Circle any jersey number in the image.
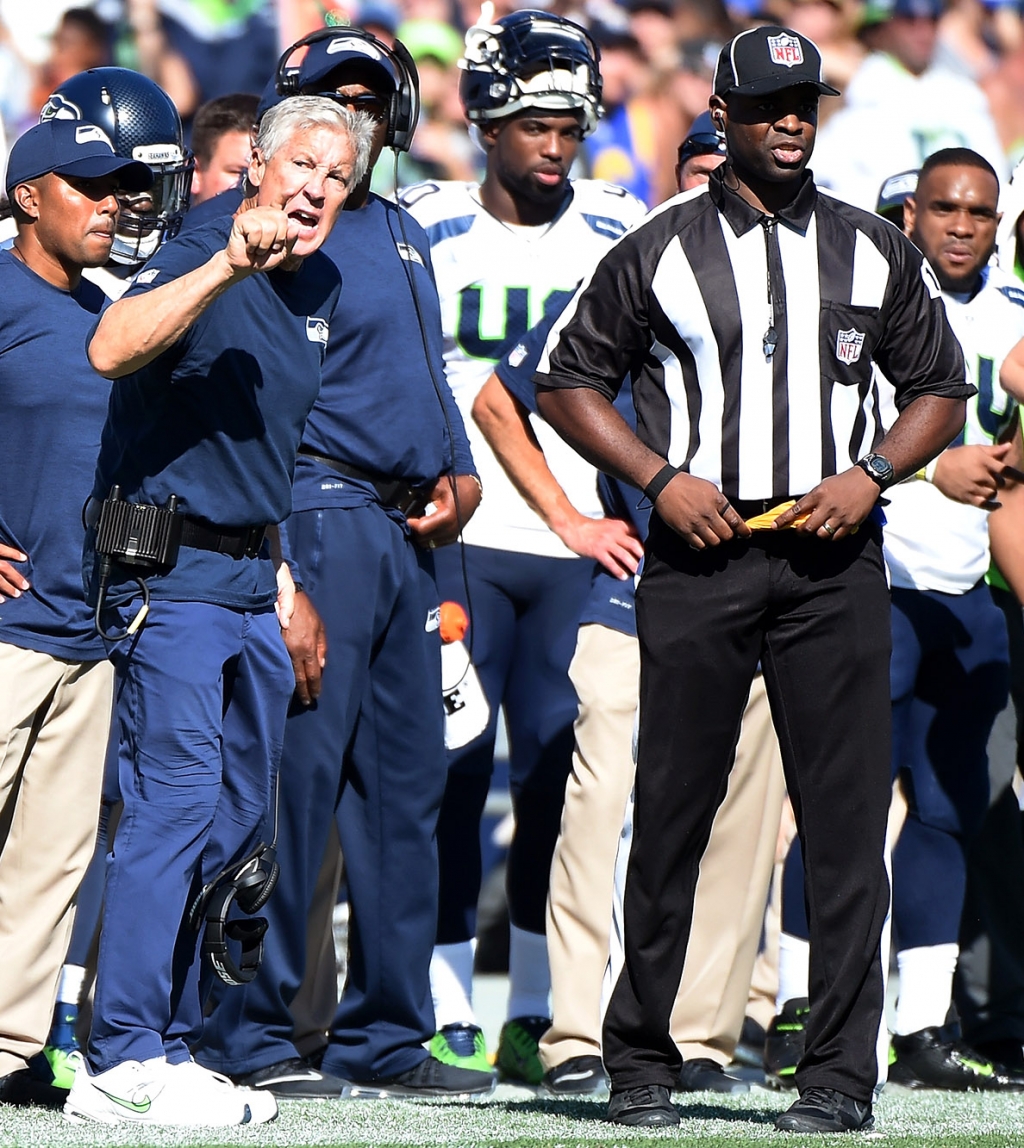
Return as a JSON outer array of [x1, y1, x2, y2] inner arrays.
[[456, 286, 575, 362]]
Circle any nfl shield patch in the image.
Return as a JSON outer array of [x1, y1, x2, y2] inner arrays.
[[767, 33, 804, 67], [836, 328, 865, 364]]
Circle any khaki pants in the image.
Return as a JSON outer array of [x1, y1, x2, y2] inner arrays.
[[0, 643, 113, 1078], [541, 624, 785, 1070]]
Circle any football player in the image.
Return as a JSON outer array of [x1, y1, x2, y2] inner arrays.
[[402, 8, 646, 1083]]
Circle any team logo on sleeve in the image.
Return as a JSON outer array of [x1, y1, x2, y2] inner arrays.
[[836, 327, 865, 364], [396, 242, 425, 267], [507, 343, 528, 368], [134, 268, 160, 285], [306, 317, 330, 345], [767, 33, 804, 67]]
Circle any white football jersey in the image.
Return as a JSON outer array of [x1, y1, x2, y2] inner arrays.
[[403, 178, 646, 557], [882, 264, 1024, 593]]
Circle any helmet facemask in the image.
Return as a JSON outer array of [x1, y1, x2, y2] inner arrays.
[[110, 144, 193, 266]]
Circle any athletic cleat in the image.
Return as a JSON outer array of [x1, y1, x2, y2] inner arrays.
[[232, 1056, 346, 1099], [764, 997, 809, 1090], [775, 1086, 874, 1133], [543, 1054, 607, 1095], [29, 1003, 81, 1090], [28, 1047, 82, 1091], [496, 1016, 550, 1085], [342, 1054, 495, 1099], [63, 1055, 274, 1125], [888, 1025, 1024, 1092], [677, 1057, 749, 1094], [607, 1083, 680, 1126], [430, 1024, 492, 1074]]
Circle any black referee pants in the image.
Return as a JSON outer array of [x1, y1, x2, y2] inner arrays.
[[603, 514, 892, 1103]]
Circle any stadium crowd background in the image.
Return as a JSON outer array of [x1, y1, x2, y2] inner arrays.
[[5, 0, 1024, 1133], [2, 0, 1024, 208]]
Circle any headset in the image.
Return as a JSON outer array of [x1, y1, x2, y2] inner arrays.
[[188, 781, 281, 986], [273, 26, 420, 153]]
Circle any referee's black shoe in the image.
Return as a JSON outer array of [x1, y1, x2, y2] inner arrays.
[[775, 1087, 874, 1133], [607, 1083, 680, 1126], [677, 1057, 749, 1094], [888, 1026, 1024, 1091]]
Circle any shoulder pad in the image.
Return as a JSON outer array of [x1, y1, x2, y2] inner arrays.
[[998, 284, 1024, 309], [399, 182, 441, 208]]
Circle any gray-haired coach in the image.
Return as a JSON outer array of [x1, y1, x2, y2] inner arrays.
[[534, 25, 973, 1136]]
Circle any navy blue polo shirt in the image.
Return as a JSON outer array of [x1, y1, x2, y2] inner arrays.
[[292, 193, 474, 511], [185, 190, 475, 508], [90, 215, 341, 611], [496, 309, 648, 639], [0, 251, 109, 660]]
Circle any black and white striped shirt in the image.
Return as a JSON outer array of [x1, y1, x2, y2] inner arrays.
[[535, 166, 972, 502]]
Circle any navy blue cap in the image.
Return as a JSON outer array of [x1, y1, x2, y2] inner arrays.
[[678, 110, 727, 163], [298, 33, 399, 92], [875, 168, 918, 222], [5, 119, 153, 198]]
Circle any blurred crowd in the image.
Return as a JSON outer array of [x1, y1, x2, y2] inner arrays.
[[4, 0, 1024, 209]]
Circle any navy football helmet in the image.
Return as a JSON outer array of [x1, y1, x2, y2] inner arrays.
[[41, 68, 193, 265], [459, 10, 602, 137]]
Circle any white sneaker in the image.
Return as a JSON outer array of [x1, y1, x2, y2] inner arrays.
[[168, 1058, 277, 1124], [64, 1057, 167, 1124], [64, 1055, 270, 1126]]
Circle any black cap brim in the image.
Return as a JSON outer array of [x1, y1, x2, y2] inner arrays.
[[723, 75, 840, 97]]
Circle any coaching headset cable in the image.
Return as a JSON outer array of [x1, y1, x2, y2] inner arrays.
[[389, 158, 477, 679]]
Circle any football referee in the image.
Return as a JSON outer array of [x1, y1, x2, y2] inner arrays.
[[534, 25, 973, 1135]]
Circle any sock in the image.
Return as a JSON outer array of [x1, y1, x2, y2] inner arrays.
[[776, 932, 810, 1012], [895, 943, 959, 1035], [57, 964, 87, 1006], [507, 924, 550, 1020], [430, 941, 477, 1028]]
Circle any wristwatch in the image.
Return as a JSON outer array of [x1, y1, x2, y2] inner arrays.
[[856, 453, 896, 490]]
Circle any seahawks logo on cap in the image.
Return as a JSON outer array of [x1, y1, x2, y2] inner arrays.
[[75, 125, 113, 149], [326, 38, 384, 60], [40, 93, 83, 121], [306, 317, 330, 345], [767, 33, 804, 67]]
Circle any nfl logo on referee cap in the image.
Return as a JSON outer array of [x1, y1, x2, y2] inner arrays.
[[836, 328, 865, 364], [767, 33, 804, 67]]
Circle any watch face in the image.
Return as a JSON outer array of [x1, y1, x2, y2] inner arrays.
[[863, 454, 894, 484]]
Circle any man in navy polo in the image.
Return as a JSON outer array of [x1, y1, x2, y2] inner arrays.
[[64, 97, 372, 1128], [0, 120, 152, 1107]]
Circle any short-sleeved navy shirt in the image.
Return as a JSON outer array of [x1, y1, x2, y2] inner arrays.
[[90, 215, 341, 611], [0, 251, 109, 660], [497, 307, 649, 638]]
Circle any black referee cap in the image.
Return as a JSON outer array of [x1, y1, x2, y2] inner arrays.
[[714, 26, 840, 98]]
